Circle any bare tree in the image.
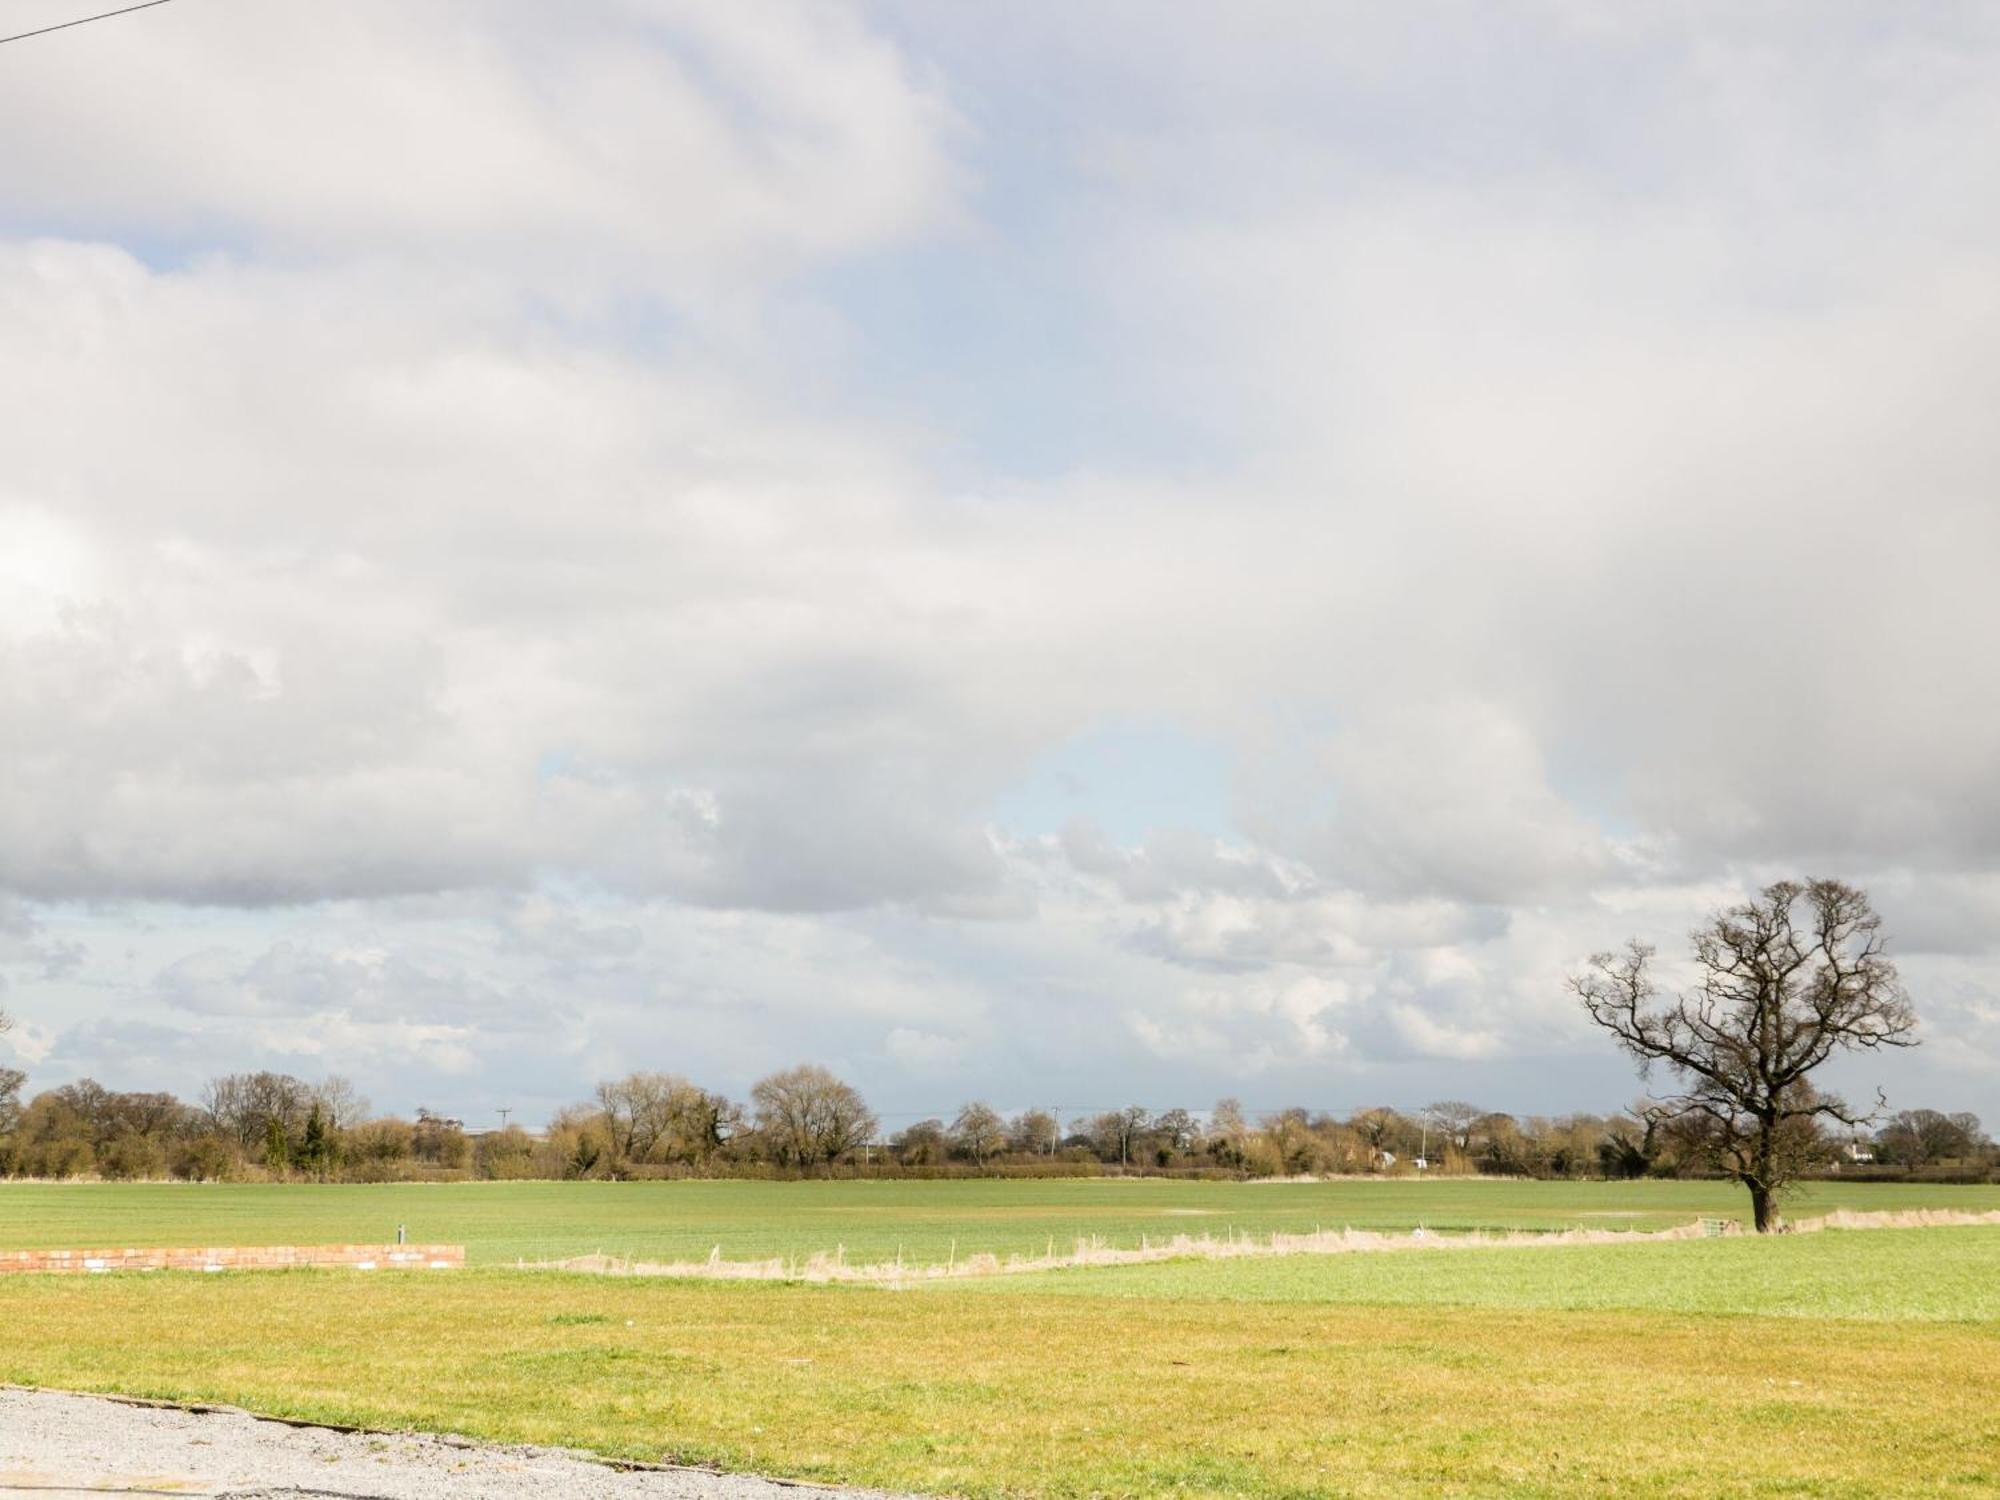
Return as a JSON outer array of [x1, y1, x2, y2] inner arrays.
[[1208, 1097, 1250, 1166], [1876, 1108, 1983, 1167], [750, 1064, 876, 1172], [1152, 1108, 1199, 1155], [1088, 1106, 1149, 1168], [310, 1075, 369, 1132], [202, 1071, 311, 1151], [1423, 1100, 1483, 1154], [1009, 1109, 1058, 1156], [598, 1074, 741, 1166], [674, 1087, 742, 1166], [892, 1118, 948, 1166], [949, 1102, 1007, 1166], [596, 1072, 684, 1163], [1349, 1106, 1406, 1165], [1574, 879, 1917, 1231]]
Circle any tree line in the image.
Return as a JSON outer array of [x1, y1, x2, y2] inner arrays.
[[0, 1036, 1988, 1184]]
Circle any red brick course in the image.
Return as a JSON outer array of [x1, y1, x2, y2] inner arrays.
[[0, 1244, 465, 1274]]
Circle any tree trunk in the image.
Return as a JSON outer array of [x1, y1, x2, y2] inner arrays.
[[1747, 1181, 1775, 1233], [1747, 1116, 1779, 1232]]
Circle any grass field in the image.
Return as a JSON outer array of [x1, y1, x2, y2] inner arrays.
[[971, 1222, 2000, 1321], [5, 1176, 2000, 1266], [4, 1182, 1997, 1497]]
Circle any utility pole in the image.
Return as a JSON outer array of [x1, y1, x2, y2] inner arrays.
[[498, 1106, 512, 1130]]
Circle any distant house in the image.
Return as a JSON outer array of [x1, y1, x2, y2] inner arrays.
[[1841, 1141, 1875, 1165]]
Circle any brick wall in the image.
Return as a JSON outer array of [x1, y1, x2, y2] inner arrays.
[[0, 1244, 466, 1274]]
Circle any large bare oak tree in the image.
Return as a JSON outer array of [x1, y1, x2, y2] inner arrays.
[[1573, 879, 1917, 1231]]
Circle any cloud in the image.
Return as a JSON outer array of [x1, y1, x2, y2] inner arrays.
[[152, 941, 522, 1024], [0, 1, 962, 296], [499, 896, 644, 977], [884, 1027, 969, 1071], [1127, 975, 1354, 1075], [0, 242, 1020, 910], [0, 4, 1996, 1116], [0, 897, 85, 984], [1238, 702, 1617, 905], [1384, 1004, 1504, 1064]]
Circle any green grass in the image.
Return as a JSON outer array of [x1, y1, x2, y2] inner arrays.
[[965, 1225, 2000, 1322], [1, 1238, 1996, 1498], [4, 1183, 1999, 1496], [4, 1176, 1997, 1266]]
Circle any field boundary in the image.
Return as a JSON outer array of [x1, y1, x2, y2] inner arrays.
[[525, 1208, 2000, 1285], [0, 1243, 465, 1275]]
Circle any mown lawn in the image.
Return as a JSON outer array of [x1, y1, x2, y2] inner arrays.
[[4, 1176, 1998, 1266], [2, 1227, 1997, 1498]]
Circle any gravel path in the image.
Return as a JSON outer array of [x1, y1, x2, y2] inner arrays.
[[0, 1388, 921, 1500]]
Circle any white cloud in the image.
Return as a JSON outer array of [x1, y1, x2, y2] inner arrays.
[[1240, 702, 1616, 905], [1385, 1005, 1504, 1064], [884, 1027, 969, 1072], [0, 1, 962, 296], [0, 4, 1996, 1117], [1128, 974, 1354, 1075]]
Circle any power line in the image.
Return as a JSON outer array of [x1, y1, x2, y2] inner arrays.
[[0, 0, 178, 48]]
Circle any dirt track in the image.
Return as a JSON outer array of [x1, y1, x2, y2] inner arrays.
[[0, 1388, 915, 1500]]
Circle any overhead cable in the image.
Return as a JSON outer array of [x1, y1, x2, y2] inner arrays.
[[0, 0, 179, 48]]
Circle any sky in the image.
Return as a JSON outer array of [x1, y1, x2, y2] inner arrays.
[[2, 1, 1998, 1131]]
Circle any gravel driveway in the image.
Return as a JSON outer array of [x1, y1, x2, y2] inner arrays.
[[0, 1388, 920, 1500]]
